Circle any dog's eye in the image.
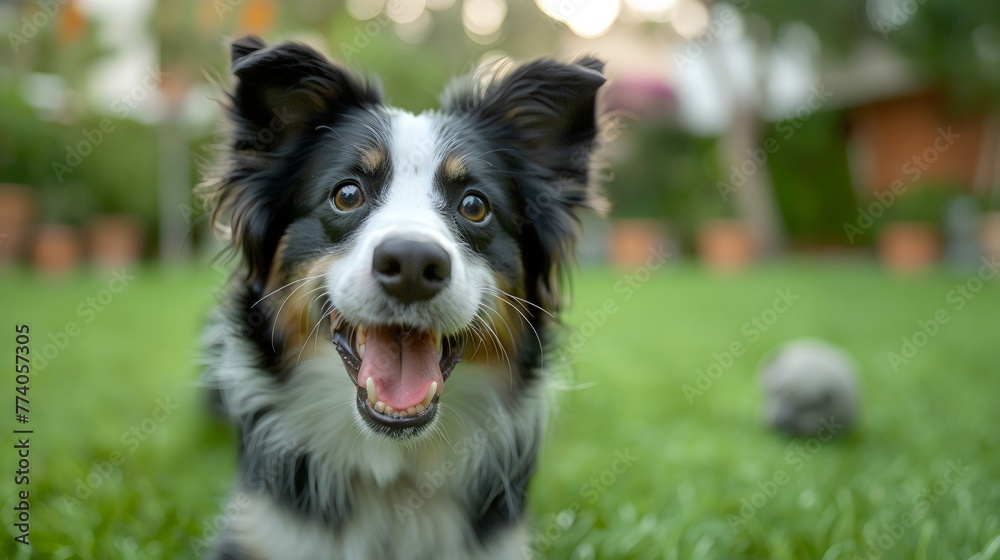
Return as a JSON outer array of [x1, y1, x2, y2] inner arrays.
[[331, 182, 365, 212], [458, 192, 490, 223]]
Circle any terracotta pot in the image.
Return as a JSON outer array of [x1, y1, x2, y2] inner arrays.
[[878, 222, 940, 272], [607, 219, 668, 269], [697, 220, 755, 271], [32, 224, 82, 275], [0, 184, 38, 266], [86, 215, 144, 268], [980, 212, 1000, 260]]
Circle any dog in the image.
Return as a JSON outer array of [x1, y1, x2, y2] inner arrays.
[[199, 35, 606, 559]]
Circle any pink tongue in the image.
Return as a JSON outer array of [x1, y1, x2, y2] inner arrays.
[[358, 326, 442, 411]]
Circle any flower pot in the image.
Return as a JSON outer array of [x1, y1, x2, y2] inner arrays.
[[878, 222, 940, 272], [607, 219, 668, 269], [697, 220, 755, 271], [32, 224, 82, 275], [0, 184, 38, 266], [86, 215, 144, 268]]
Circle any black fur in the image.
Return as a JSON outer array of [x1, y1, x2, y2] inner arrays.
[[201, 36, 606, 559], [208, 36, 383, 289], [442, 57, 607, 311]]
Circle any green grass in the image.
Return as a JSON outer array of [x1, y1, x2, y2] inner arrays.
[[2, 262, 999, 559]]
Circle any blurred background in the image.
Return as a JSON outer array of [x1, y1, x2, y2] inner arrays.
[[2, 1, 1000, 559], [0, 0, 1000, 272], [1, 0, 1000, 270]]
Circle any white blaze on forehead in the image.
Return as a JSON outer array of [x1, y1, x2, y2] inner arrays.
[[323, 108, 491, 335], [342, 110, 446, 245], [383, 109, 444, 215], [358, 110, 456, 259]]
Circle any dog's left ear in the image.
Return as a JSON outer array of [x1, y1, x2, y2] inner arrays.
[[443, 58, 607, 308], [443, 57, 606, 190]]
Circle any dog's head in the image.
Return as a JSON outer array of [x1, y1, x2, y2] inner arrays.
[[206, 36, 605, 439]]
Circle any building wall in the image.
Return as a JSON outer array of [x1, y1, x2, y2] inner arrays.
[[850, 91, 987, 193]]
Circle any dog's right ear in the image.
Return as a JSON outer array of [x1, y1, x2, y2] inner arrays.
[[208, 36, 382, 291], [226, 35, 381, 154], [230, 34, 266, 64]]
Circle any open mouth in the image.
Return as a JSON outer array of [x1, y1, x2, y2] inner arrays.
[[332, 316, 465, 435]]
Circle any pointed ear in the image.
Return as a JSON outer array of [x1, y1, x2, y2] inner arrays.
[[227, 35, 381, 154], [208, 37, 382, 290], [442, 58, 607, 310], [230, 34, 267, 65], [443, 56, 606, 187]]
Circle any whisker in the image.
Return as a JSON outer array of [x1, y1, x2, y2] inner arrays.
[[473, 313, 504, 366], [474, 306, 513, 381], [483, 288, 545, 368], [478, 305, 515, 388], [252, 275, 323, 308], [489, 286, 554, 319], [297, 303, 336, 366], [269, 277, 319, 351]]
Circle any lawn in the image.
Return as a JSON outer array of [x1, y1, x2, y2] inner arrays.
[[2, 261, 999, 559]]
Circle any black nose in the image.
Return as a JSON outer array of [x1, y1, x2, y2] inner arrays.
[[372, 237, 451, 303]]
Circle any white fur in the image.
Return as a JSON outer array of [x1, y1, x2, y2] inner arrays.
[[204, 109, 542, 559], [205, 328, 541, 559], [325, 110, 493, 336], [231, 491, 531, 560]]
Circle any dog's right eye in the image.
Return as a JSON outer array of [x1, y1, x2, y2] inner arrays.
[[331, 182, 365, 212]]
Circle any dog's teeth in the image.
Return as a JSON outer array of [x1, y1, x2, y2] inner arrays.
[[358, 343, 366, 359], [374, 401, 386, 413], [384, 406, 394, 415], [406, 407, 416, 416], [365, 377, 377, 405], [422, 382, 437, 408], [357, 326, 367, 347], [414, 403, 425, 414]]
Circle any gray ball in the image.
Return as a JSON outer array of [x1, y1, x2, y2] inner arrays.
[[760, 339, 859, 437]]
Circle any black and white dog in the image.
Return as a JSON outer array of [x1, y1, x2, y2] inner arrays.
[[200, 35, 605, 559]]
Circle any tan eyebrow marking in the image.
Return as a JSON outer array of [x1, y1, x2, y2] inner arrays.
[[441, 154, 469, 182], [359, 145, 387, 174]]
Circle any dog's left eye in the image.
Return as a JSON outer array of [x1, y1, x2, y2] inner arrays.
[[458, 192, 490, 223], [331, 182, 365, 212]]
